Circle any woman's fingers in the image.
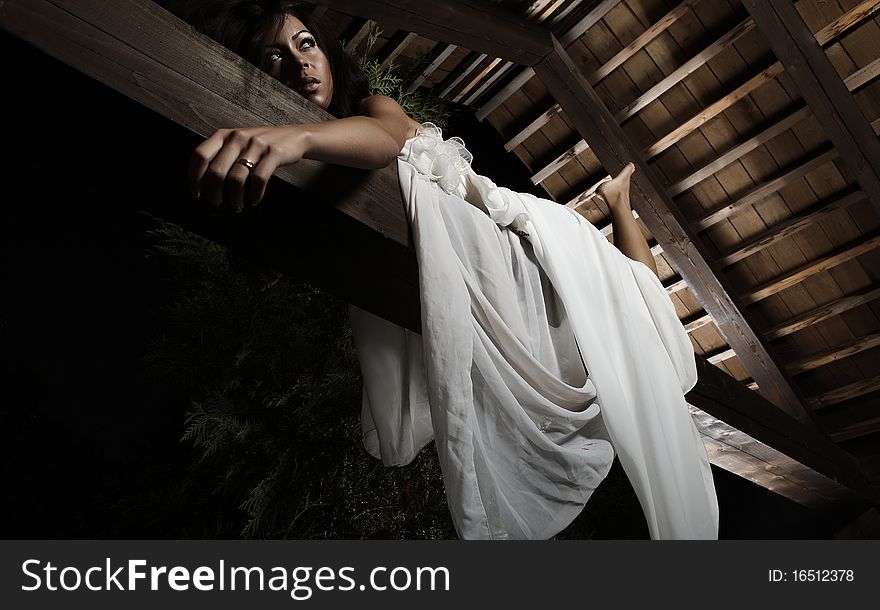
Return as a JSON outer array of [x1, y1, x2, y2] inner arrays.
[[188, 129, 227, 199], [248, 150, 279, 206]]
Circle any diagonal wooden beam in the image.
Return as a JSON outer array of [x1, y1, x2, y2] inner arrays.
[[535, 35, 815, 425], [742, 0, 880, 218], [786, 332, 880, 376], [304, 0, 552, 66], [405, 42, 457, 93], [765, 285, 880, 341]]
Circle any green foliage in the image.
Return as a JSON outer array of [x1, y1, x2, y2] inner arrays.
[[354, 27, 455, 130], [140, 218, 455, 539]]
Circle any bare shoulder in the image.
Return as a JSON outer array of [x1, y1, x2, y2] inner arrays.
[[357, 95, 422, 140]]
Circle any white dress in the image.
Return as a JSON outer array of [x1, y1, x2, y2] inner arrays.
[[349, 124, 719, 540]]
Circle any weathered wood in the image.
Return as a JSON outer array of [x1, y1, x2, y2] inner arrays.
[[813, 0, 880, 47], [376, 30, 418, 70], [813, 374, 880, 409], [690, 407, 863, 509], [644, 62, 785, 160], [405, 42, 457, 93], [437, 51, 487, 98], [741, 233, 880, 305], [531, 17, 758, 183], [2, 0, 412, 245], [830, 415, 880, 443], [462, 59, 514, 106], [476, 0, 621, 121], [707, 347, 737, 365], [787, 332, 880, 375], [593, 0, 699, 85], [687, 357, 877, 504], [455, 57, 504, 102], [845, 56, 880, 92], [343, 18, 374, 53], [683, 312, 713, 333], [717, 190, 866, 268], [663, 276, 689, 296], [742, 0, 880, 218], [536, 36, 813, 424], [765, 285, 880, 340], [305, 0, 552, 66], [692, 147, 839, 232], [668, 106, 812, 197]]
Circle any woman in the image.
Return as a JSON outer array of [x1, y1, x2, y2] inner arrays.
[[171, 0, 718, 540]]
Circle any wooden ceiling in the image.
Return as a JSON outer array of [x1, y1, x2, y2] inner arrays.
[[304, 0, 880, 499]]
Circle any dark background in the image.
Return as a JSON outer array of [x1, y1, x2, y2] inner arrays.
[[0, 31, 849, 539]]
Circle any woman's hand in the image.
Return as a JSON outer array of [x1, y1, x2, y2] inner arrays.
[[189, 124, 308, 211]]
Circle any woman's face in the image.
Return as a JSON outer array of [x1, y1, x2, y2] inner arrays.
[[258, 14, 334, 110]]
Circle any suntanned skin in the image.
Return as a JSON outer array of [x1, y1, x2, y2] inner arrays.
[[189, 14, 657, 278]]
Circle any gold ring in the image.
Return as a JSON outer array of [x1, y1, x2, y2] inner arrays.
[[235, 158, 256, 171]]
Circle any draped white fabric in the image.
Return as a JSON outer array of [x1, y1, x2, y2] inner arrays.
[[349, 125, 719, 540]]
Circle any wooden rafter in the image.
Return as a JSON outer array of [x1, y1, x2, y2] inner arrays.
[[376, 30, 418, 70], [813, 374, 880, 409], [742, 0, 880, 218], [535, 36, 814, 425], [305, 0, 552, 66], [787, 333, 880, 376], [405, 42, 457, 93], [765, 285, 880, 341]]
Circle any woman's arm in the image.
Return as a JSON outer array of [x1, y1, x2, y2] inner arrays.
[[189, 95, 420, 210]]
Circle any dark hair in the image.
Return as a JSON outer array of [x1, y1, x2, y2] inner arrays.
[[165, 0, 370, 117]]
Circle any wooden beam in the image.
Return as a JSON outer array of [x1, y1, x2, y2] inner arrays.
[[707, 347, 737, 365], [462, 59, 514, 106], [437, 51, 487, 98], [455, 57, 503, 103], [742, 0, 880, 218], [377, 31, 418, 71], [343, 18, 374, 53], [830, 415, 880, 443], [765, 285, 880, 340], [405, 42, 457, 93], [813, 0, 880, 47], [3, 0, 421, 332], [717, 190, 866, 268], [668, 106, 812, 197], [644, 62, 785, 160], [476, 0, 624, 121], [813, 374, 880, 409], [536, 36, 814, 424], [741, 233, 880, 305], [846, 56, 880, 92], [687, 357, 877, 504], [691, 406, 864, 509], [692, 147, 839, 232], [786, 332, 880, 375], [305, 0, 552, 66], [530, 17, 757, 183]]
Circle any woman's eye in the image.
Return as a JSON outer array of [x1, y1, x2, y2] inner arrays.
[[300, 37, 316, 50]]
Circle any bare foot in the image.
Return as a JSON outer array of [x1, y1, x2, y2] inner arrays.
[[595, 162, 635, 212]]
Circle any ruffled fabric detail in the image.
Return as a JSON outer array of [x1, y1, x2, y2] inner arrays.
[[402, 122, 473, 194]]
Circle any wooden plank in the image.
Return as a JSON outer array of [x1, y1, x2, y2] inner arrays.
[[692, 148, 839, 232], [846, 56, 880, 92], [462, 59, 514, 106], [531, 18, 758, 183], [742, 0, 880, 219], [2, 0, 412, 246], [405, 42, 457, 93], [683, 312, 713, 333], [668, 108, 813, 198], [717, 190, 867, 268], [813, 0, 880, 47], [691, 407, 862, 509], [787, 333, 880, 375], [707, 347, 737, 364], [476, 0, 624, 121], [343, 18, 374, 53], [455, 57, 503, 102], [305, 0, 553, 66], [377, 31, 418, 70], [813, 374, 880, 408], [592, 0, 699, 84], [536, 36, 813, 424], [741, 234, 880, 305], [830, 415, 880, 443], [437, 51, 487, 98], [687, 357, 877, 504], [3, 0, 422, 332], [765, 285, 880, 340], [644, 62, 785, 160]]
